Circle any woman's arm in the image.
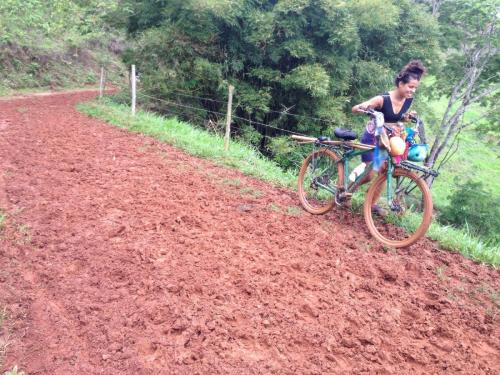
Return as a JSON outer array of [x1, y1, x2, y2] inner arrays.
[[352, 95, 384, 114]]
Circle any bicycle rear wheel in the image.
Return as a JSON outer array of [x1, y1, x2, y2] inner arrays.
[[363, 168, 433, 248], [298, 149, 344, 214]]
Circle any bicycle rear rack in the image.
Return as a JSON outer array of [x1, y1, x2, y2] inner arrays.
[[400, 160, 439, 179]]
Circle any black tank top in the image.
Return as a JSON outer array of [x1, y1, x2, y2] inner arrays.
[[378, 93, 413, 122]]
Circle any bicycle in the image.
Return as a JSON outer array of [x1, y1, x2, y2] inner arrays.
[[291, 110, 438, 248]]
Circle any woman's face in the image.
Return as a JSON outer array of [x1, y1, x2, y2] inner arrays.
[[398, 78, 420, 98]]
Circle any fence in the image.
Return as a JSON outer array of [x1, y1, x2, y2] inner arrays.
[[97, 65, 341, 152]]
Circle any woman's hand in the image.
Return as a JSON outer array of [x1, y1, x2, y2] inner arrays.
[[403, 110, 417, 122], [353, 105, 367, 113]]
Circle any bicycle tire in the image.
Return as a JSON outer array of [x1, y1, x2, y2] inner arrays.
[[363, 168, 433, 248], [297, 149, 344, 214]]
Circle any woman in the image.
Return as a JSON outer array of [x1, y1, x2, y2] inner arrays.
[[350, 60, 426, 214]]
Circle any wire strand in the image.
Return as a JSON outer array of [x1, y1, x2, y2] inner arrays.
[[164, 90, 227, 104], [137, 92, 228, 117], [137, 91, 308, 136], [235, 104, 337, 125], [131, 82, 338, 125]]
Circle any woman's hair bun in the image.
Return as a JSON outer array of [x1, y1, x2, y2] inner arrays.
[[395, 60, 426, 86], [404, 60, 426, 76]]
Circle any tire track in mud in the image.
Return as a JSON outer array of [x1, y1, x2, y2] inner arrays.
[[0, 91, 498, 374]]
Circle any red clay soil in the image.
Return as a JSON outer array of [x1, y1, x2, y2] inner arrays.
[[0, 91, 498, 375]]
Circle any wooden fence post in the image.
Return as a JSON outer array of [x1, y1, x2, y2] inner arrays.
[[99, 67, 105, 99], [131, 64, 136, 116], [224, 84, 235, 151]]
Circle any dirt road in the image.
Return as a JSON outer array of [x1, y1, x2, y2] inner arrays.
[[0, 91, 498, 374]]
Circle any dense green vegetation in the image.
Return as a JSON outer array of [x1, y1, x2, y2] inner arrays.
[[122, 0, 441, 138], [440, 179, 499, 244]]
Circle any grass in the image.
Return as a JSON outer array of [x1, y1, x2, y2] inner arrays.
[[421, 96, 500, 208], [4, 366, 25, 375], [398, 210, 499, 265], [16, 223, 32, 245], [435, 265, 448, 281], [78, 99, 297, 189], [0, 307, 9, 369], [78, 98, 499, 266], [0, 210, 6, 233], [0, 307, 6, 329]]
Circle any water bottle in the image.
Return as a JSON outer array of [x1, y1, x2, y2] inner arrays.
[[349, 162, 366, 182]]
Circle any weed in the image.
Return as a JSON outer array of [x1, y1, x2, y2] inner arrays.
[[16, 107, 28, 114], [360, 241, 372, 252], [2, 170, 14, 179], [0, 307, 9, 368], [491, 292, 500, 306], [446, 293, 459, 302], [157, 151, 169, 162], [0, 210, 6, 232], [223, 178, 241, 187], [240, 187, 263, 199], [0, 307, 6, 328], [286, 206, 302, 216], [85, 71, 96, 84], [16, 224, 32, 244], [381, 245, 397, 254], [435, 265, 448, 281], [267, 203, 281, 213], [485, 307, 498, 319], [17, 224, 27, 232], [4, 366, 25, 375], [10, 207, 24, 216]]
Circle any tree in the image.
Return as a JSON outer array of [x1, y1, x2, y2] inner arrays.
[[414, 0, 445, 17], [419, 0, 499, 183], [125, 0, 441, 168]]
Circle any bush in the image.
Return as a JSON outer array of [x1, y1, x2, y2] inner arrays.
[[439, 178, 500, 243], [266, 136, 309, 172]]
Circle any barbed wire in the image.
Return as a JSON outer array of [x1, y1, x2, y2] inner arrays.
[[136, 91, 308, 136], [245, 106, 338, 125], [130, 82, 338, 126], [137, 92, 227, 117], [160, 89, 228, 105]]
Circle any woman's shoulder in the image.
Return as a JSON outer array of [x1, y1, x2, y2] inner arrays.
[[369, 95, 384, 108]]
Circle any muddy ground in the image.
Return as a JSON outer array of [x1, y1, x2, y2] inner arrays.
[[0, 91, 498, 374]]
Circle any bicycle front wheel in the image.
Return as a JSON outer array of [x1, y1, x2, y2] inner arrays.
[[298, 149, 344, 214], [363, 168, 433, 248]]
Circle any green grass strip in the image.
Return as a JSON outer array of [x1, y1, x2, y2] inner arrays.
[[78, 99, 499, 267], [0, 210, 6, 233], [77, 99, 296, 188], [401, 213, 499, 266]]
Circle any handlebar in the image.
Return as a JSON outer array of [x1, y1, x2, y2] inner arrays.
[[357, 107, 422, 135], [357, 107, 376, 116]]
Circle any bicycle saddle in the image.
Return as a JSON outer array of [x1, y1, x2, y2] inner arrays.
[[334, 127, 357, 141]]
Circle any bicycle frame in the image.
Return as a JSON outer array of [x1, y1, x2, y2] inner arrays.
[[307, 141, 373, 195], [308, 140, 436, 205]]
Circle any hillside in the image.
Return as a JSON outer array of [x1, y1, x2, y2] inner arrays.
[[0, 91, 498, 374], [0, 0, 125, 94]]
